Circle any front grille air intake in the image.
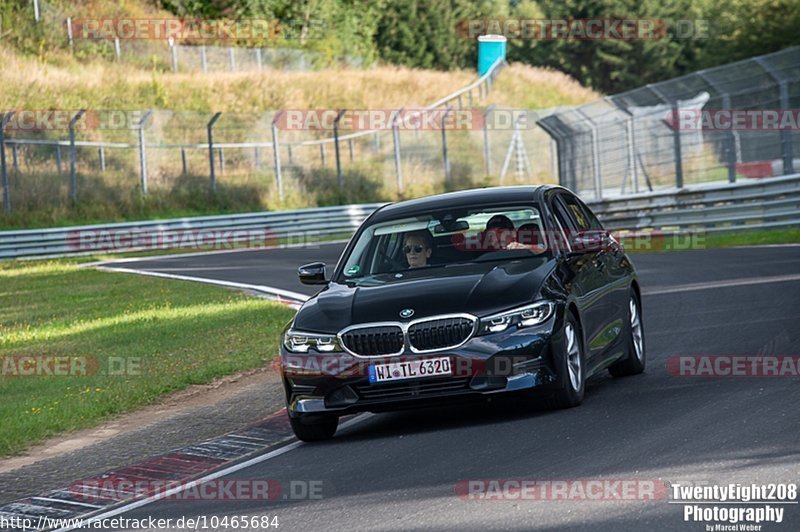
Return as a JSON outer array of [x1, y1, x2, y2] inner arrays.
[[340, 326, 404, 356], [408, 317, 475, 351]]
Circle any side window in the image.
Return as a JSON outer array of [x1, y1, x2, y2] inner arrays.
[[574, 197, 604, 230], [550, 194, 579, 234], [558, 194, 592, 231]]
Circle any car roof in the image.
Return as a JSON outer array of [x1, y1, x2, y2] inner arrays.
[[370, 185, 556, 222]]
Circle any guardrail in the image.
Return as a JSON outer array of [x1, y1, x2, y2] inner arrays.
[[2, 174, 799, 260], [0, 203, 383, 259]]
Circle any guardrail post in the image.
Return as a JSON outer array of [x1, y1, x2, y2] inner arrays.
[[333, 109, 346, 188], [0, 112, 12, 213], [271, 111, 284, 201], [671, 104, 684, 189], [483, 105, 495, 175], [441, 106, 453, 184], [98, 146, 105, 172], [137, 110, 152, 195], [114, 38, 121, 61], [207, 112, 221, 192], [69, 109, 86, 203], [392, 109, 403, 192], [201, 46, 208, 73]]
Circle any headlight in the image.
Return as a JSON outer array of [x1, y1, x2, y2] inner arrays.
[[478, 301, 554, 335], [283, 329, 343, 353]]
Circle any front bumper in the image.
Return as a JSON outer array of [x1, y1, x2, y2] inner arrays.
[[280, 311, 564, 417]]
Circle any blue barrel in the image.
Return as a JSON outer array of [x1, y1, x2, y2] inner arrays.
[[478, 35, 507, 76]]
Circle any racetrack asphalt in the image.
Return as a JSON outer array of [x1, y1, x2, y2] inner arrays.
[[93, 245, 800, 530]]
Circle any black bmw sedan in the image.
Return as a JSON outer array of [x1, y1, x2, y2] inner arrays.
[[280, 186, 645, 441]]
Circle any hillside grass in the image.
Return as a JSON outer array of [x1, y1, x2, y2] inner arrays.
[[0, 259, 295, 457]]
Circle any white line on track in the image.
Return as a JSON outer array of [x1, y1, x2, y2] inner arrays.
[[95, 266, 310, 306], [643, 272, 800, 296], [51, 414, 374, 532]]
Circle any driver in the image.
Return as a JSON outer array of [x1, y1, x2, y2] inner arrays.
[[403, 230, 433, 268]]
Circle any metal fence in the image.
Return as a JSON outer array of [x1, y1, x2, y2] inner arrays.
[[539, 46, 800, 200], [1, 59, 553, 216], [26, 0, 348, 73]]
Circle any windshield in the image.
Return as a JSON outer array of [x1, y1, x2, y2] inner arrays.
[[338, 204, 550, 283]]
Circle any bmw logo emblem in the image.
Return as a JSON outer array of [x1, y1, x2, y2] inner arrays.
[[399, 308, 415, 319]]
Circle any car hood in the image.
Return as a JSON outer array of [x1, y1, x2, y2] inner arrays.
[[292, 257, 555, 333]]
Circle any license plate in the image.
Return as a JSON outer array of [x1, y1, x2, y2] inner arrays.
[[368, 357, 452, 383]]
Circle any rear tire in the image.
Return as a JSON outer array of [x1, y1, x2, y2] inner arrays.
[[609, 291, 646, 377], [547, 312, 585, 409], [289, 414, 339, 442]]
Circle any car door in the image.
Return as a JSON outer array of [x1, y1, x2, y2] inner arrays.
[[549, 191, 621, 369]]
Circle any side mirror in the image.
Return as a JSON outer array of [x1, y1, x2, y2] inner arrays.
[[298, 262, 328, 285], [568, 231, 607, 254]]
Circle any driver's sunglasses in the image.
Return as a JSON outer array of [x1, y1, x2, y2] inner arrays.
[[404, 244, 425, 254]]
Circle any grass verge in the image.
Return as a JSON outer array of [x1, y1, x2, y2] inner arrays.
[[0, 260, 295, 457], [619, 228, 800, 253]]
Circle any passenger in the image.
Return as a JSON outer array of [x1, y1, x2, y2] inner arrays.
[[403, 230, 433, 268]]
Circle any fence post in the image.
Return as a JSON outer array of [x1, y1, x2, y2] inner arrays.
[[33, 0, 40, 22], [218, 147, 225, 174], [56, 145, 62, 174], [483, 105, 495, 175], [392, 108, 404, 192], [722, 93, 737, 183], [333, 109, 346, 188], [374, 132, 381, 152], [170, 42, 178, 72], [0, 112, 12, 213], [256, 49, 262, 71], [68, 109, 86, 203], [181, 147, 187, 176], [201, 46, 207, 73], [67, 17, 74, 54], [114, 38, 121, 61], [441, 106, 453, 184], [12, 144, 19, 172], [320, 144, 326, 166], [348, 138, 354, 162], [670, 104, 684, 189], [98, 146, 105, 172], [575, 109, 603, 199], [271, 111, 284, 201], [207, 112, 221, 192], [137, 110, 152, 195], [755, 57, 794, 175], [228, 48, 236, 72], [287, 145, 293, 165]]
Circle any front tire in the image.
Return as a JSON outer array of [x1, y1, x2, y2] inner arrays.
[[289, 414, 339, 442], [547, 312, 585, 409], [609, 291, 646, 377]]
